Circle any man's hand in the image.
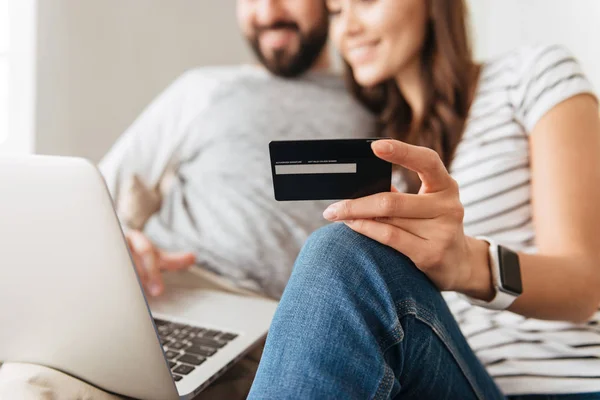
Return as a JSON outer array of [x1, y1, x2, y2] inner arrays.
[[125, 230, 196, 297]]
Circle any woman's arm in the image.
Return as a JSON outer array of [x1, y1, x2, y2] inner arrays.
[[465, 94, 600, 323], [323, 95, 600, 323]]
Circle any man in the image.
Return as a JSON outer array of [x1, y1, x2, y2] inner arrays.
[[101, 0, 375, 300], [0, 1, 374, 398]]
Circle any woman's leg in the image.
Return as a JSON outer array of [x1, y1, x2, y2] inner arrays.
[[249, 223, 504, 400]]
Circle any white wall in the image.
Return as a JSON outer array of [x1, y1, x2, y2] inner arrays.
[[35, 0, 252, 162], [468, 0, 600, 91]]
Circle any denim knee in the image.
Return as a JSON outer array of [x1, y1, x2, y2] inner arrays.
[[300, 222, 366, 260], [295, 223, 418, 289], [293, 223, 441, 312], [295, 223, 382, 277]]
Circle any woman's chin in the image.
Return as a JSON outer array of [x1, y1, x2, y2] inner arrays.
[[352, 67, 388, 88]]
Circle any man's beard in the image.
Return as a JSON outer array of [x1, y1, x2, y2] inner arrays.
[[248, 19, 329, 78]]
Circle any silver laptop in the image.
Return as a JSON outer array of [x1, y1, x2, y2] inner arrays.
[[0, 155, 278, 400]]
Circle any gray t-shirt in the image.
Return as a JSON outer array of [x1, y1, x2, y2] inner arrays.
[[100, 65, 375, 298]]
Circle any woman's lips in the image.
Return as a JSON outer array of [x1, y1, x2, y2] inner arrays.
[[346, 40, 381, 65]]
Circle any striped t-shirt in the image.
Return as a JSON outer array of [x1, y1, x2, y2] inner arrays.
[[442, 44, 600, 395]]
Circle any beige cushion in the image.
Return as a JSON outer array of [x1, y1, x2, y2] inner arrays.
[[0, 363, 121, 400]]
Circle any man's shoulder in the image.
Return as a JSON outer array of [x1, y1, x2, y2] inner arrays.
[[169, 65, 253, 90], [152, 65, 260, 110]]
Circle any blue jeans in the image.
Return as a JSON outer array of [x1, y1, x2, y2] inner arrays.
[[249, 224, 600, 400]]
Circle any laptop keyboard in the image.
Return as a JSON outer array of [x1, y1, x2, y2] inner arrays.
[[153, 318, 238, 382]]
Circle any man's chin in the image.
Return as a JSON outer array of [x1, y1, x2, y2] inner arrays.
[[260, 50, 298, 75], [262, 60, 298, 78], [249, 34, 322, 77], [260, 44, 299, 63]]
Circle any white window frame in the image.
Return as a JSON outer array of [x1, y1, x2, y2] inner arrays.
[[0, 0, 36, 154]]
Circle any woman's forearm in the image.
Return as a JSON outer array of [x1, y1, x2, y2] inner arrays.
[[511, 252, 600, 322], [461, 237, 600, 323]]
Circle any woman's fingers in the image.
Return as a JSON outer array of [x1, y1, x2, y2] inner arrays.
[[373, 216, 432, 239], [343, 219, 425, 262], [372, 140, 454, 193], [324, 192, 444, 221], [323, 142, 461, 223]]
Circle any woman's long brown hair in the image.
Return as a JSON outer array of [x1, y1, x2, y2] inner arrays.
[[347, 0, 478, 193]]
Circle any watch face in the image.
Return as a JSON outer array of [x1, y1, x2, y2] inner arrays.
[[499, 246, 523, 295]]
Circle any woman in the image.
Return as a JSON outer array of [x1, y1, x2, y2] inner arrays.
[[249, 0, 600, 399]]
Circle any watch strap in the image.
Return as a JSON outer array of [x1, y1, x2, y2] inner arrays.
[[459, 237, 519, 311]]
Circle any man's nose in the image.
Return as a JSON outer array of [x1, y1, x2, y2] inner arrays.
[[256, 0, 287, 26]]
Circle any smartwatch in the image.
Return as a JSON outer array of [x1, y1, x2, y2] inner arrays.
[[461, 237, 523, 310]]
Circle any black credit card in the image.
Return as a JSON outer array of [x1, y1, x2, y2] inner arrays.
[[269, 139, 392, 201]]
